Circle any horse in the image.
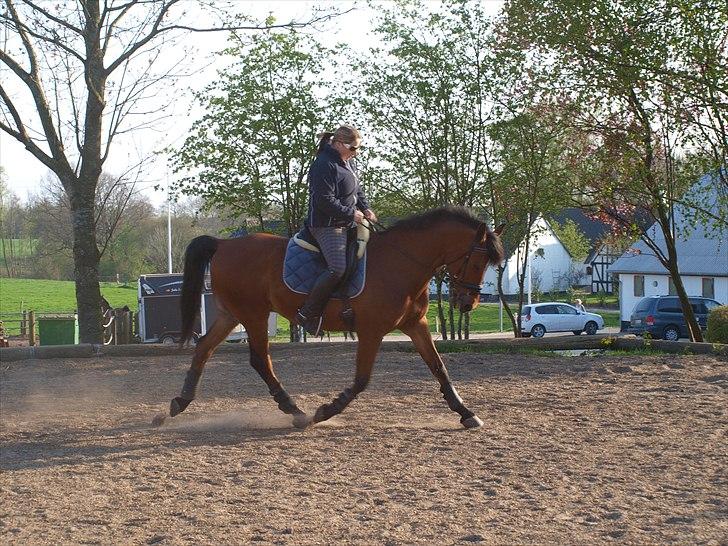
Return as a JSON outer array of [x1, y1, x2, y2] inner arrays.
[[156, 206, 504, 430]]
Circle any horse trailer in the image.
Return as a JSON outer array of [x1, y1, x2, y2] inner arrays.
[[138, 274, 275, 344]]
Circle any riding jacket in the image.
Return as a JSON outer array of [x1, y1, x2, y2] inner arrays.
[[306, 143, 371, 228]]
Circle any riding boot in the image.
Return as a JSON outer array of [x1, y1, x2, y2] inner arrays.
[[296, 269, 341, 336]]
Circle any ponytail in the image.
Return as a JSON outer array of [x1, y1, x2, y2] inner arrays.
[[315, 132, 334, 156]]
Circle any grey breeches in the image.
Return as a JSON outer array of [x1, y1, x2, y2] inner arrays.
[[309, 226, 348, 278]]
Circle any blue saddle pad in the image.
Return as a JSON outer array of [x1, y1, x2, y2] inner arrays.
[[282, 238, 366, 299]]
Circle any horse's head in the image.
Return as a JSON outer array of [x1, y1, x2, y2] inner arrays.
[[447, 223, 505, 313]]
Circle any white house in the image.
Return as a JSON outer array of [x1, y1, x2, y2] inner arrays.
[[481, 216, 575, 296], [548, 208, 624, 293], [608, 172, 728, 329]]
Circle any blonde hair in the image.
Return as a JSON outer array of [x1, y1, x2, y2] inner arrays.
[[316, 124, 361, 155]]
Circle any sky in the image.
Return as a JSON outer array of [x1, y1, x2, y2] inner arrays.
[[1, 1, 504, 207]]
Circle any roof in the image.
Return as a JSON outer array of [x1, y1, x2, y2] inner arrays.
[[547, 208, 611, 246], [609, 171, 728, 276]]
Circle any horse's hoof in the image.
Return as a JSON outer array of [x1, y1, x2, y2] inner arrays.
[[462, 415, 484, 429], [170, 397, 191, 417], [152, 413, 167, 427], [292, 413, 313, 429]]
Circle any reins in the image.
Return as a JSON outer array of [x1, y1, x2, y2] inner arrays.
[[361, 219, 487, 282]]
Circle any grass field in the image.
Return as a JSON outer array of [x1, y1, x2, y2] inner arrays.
[[0, 277, 620, 337]]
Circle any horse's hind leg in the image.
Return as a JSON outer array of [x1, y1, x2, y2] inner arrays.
[[165, 314, 238, 420], [311, 333, 383, 425], [244, 316, 308, 428], [402, 318, 482, 429]]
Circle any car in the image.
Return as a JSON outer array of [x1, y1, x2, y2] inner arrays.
[[519, 302, 605, 338], [627, 295, 722, 341]]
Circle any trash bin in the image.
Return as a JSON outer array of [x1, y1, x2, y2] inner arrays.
[[38, 316, 79, 346]]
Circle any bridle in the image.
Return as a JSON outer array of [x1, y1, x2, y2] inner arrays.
[[445, 224, 491, 297], [363, 219, 492, 296]]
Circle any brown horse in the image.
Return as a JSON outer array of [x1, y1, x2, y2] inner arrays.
[[159, 206, 504, 429]]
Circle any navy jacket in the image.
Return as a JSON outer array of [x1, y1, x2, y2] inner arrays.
[[306, 144, 370, 227]]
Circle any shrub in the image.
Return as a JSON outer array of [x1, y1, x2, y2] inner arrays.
[[706, 305, 728, 344]]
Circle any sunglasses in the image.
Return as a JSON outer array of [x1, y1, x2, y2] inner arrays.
[[340, 142, 362, 152]]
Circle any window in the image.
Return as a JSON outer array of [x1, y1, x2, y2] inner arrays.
[[557, 305, 578, 315], [702, 278, 715, 299], [538, 305, 558, 314], [657, 298, 682, 313], [668, 277, 677, 295], [634, 298, 653, 313], [705, 299, 720, 311], [634, 275, 645, 297]]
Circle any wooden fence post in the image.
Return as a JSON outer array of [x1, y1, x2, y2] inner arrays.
[[28, 311, 36, 346], [112, 309, 121, 345], [125, 311, 134, 344], [20, 310, 27, 336]]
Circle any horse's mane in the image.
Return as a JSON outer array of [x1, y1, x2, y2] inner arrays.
[[383, 206, 483, 233]]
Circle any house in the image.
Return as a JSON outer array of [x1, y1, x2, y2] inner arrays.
[[480, 215, 575, 296], [608, 172, 728, 330], [547, 208, 619, 293]]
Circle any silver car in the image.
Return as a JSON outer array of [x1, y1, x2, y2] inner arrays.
[[519, 302, 605, 338]]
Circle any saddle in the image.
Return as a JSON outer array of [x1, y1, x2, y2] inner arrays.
[[283, 221, 370, 299]]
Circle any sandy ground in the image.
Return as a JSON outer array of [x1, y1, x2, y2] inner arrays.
[[1, 344, 727, 545]]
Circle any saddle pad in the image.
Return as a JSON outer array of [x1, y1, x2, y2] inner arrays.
[[283, 238, 366, 299]]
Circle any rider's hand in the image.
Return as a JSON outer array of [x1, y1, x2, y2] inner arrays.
[[354, 210, 365, 224], [363, 209, 377, 222]]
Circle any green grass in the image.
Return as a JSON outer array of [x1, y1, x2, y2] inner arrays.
[[0, 278, 138, 314], [0, 278, 138, 335]]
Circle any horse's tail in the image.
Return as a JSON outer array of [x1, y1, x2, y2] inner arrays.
[[486, 224, 505, 267], [180, 235, 219, 345]]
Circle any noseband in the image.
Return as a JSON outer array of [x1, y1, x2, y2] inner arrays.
[[446, 225, 491, 296]]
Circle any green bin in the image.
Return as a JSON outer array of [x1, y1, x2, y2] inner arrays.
[[38, 316, 79, 346]]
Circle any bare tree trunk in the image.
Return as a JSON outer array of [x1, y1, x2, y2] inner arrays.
[[497, 265, 518, 337], [70, 188, 103, 343]]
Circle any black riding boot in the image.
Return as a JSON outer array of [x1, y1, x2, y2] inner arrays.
[[296, 269, 341, 336]]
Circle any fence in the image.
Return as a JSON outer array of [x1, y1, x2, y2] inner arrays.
[[0, 309, 137, 346]]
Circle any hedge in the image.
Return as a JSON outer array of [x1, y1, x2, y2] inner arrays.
[[706, 305, 728, 344]]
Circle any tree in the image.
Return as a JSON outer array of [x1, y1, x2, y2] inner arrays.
[[0, 167, 33, 277], [550, 219, 591, 262], [501, 0, 728, 341], [487, 107, 577, 336], [26, 172, 153, 281], [170, 25, 348, 238], [1, 0, 346, 342], [356, 0, 499, 339]]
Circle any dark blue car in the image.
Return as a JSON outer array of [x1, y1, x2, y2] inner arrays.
[[628, 295, 722, 341]]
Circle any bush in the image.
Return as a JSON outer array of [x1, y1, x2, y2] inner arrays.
[[706, 305, 728, 344]]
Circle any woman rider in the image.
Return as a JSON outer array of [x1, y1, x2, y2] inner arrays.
[[296, 124, 377, 336]]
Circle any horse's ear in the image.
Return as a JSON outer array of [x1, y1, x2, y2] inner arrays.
[[476, 223, 487, 241], [494, 223, 506, 236]]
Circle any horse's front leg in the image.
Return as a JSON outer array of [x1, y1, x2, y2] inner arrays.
[[402, 317, 482, 429], [244, 316, 309, 428], [311, 333, 383, 425]]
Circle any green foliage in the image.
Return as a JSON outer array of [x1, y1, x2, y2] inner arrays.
[[706, 305, 728, 344], [355, 1, 498, 214], [170, 29, 349, 236], [550, 219, 590, 261]]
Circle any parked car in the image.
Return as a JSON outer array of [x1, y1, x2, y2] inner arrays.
[[627, 295, 722, 341], [519, 302, 605, 338]]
